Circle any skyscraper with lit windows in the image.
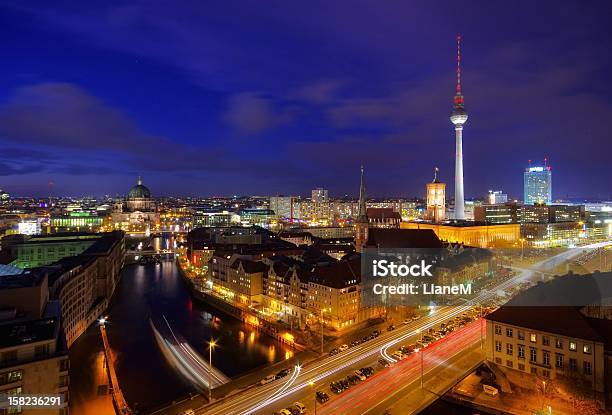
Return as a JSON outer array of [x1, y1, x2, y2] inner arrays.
[[524, 162, 552, 205]]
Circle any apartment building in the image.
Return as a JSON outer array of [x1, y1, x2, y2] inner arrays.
[[486, 305, 612, 407], [0, 272, 70, 415]]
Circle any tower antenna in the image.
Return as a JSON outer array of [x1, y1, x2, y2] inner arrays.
[[454, 34, 464, 108]]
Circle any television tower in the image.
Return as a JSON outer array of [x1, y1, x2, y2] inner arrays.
[[450, 34, 468, 220]]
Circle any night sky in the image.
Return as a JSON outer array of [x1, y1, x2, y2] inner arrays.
[[1, 1, 611, 199]]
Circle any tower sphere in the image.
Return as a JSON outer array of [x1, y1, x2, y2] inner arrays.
[[450, 107, 468, 126]]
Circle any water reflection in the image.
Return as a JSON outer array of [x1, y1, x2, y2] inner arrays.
[[92, 247, 293, 412]]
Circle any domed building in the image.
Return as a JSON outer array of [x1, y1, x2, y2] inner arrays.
[[111, 176, 158, 233], [126, 176, 154, 212]]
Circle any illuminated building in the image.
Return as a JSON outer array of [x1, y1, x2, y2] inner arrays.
[[311, 188, 329, 204], [426, 167, 446, 223], [524, 162, 552, 204], [354, 166, 369, 252], [192, 210, 235, 228], [17, 220, 42, 236], [401, 221, 520, 248], [50, 211, 106, 233], [488, 190, 508, 204], [485, 275, 612, 407], [450, 35, 468, 219], [111, 176, 158, 233], [269, 195, 297, 220], [0, 188, 9, 203], [238, 209, 275, 227], [366, 208, 401, 228], [474, 203, 520, 224], [310, 188, 330, 223]]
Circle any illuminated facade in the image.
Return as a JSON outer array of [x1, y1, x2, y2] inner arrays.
[[524, 164, 552, 204], [401, 221, 520, 248], [426, 167, 446, 223]]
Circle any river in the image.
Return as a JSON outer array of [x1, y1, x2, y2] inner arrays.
[[70, 255, 293, 413]]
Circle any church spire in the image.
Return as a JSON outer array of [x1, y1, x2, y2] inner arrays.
[[357, 165, 368, 223], [137, 175, 142, 186]]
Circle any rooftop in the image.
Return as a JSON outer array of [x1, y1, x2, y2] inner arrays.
[[0, 316, 59, 349]]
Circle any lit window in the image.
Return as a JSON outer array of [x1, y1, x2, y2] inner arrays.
[[530, 333, 537, 343], [583, 344, 592, 354], [569, 341, 577, 351]]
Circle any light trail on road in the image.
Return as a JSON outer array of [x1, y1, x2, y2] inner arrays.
[[199, 241, 611, 415]]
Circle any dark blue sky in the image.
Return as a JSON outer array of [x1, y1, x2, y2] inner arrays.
[[1, 1, 611, 199]]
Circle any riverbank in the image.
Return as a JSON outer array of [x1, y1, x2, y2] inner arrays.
[[176, 258, 308, 351], [69, 258, 295, 413]]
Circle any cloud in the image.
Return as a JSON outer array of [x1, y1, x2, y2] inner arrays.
[[0, 82, 231, 174], [223, 93, 294, 134]]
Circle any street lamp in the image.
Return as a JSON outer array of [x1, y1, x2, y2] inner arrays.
[[208, 338, 217, 402], [308, 380, 317, 415]]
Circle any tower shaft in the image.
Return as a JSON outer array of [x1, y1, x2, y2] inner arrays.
[[454, 125, 465, 219]]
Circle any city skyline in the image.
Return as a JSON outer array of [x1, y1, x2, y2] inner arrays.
[[1, 2, 612, 199]]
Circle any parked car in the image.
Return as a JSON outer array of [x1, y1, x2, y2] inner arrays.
[[294, 402, 306, 413], [347, 374, 360, 385], [279, 409, 292, 415], [179, 410, 195, 415], [339, 344, 349, 352], [316, 391, 329, 403], [260, 374, 276, 385], [372, 330, 381, 337], [329, 348, 339, 356], [362, 366, 374, 377], [392, 350, 404, 360], [275, 368, 290, 379], [354, 370, 366, 381], [330, 381, 344, 394], [402, 319, 410, 325], [387, 324, 396, 331], [378, 358, 390, 367]]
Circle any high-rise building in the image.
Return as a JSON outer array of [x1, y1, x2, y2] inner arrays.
[[354, 166, 369, 252], [450, 35, 468, 219], [311, 188, 329, 203], [524, 162, 552, 205], [488, 190, 508, 204], [426, 167, 446, 223], [269, 195, 296, 219]]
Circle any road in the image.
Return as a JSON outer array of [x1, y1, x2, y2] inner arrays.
[[195, 241, 611, 415]]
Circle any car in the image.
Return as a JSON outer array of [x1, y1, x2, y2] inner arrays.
[[294, 402, 306, 413], [392, 350, 404, 360], [403, 319, 410, 325], [415, 340, 426, 349], [411, 315, 421, 321], [361, 336, 370, 343], [179, 410, 195, 415], [347, 374, 360, 385], [339, 379, 350, 389], [387, 324, 395, 331], [316, 391, 329, 403], [362, 367, 374, 377], [279, 409, 292, 415], [339, 344, 349, 352], [260, 374, 276, 385], [275, 368, 290, 379], [354, 370, 367, 380], [372, 330, 380, 337], [378, 358, 390, 367], [329, 348, 339, 356], [330, 381, 344, 394], [350, 339, 361, 347]]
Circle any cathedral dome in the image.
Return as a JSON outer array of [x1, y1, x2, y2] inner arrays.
[[128, 176, 151, 199]]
